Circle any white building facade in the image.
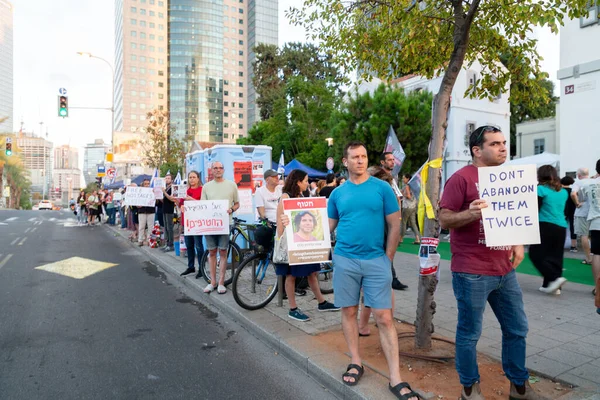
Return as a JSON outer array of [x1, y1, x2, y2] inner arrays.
[[515, 117, 558, 159], [0, 0, 13, 133], [360, 62, 510, 183], [83, 139, 110, 185], [558, 7, 600, 175]]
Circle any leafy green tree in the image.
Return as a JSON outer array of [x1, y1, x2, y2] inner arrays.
[[510, 79, 557, 156], [141, 110, 186, 174], [329, 85, 432, 174], [290, 0, 588, 348]]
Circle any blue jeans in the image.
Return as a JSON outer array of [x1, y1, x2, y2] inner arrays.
[[185, 235, 204, 270], [120, 207, 126, 228], [452, 269, 529, 387], [107, 208, 116, 225]]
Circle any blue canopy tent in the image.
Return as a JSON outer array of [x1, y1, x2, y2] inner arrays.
[[284, 159, 328, 179], [105, 180, 124, 189], [131, 174, 152, 186]]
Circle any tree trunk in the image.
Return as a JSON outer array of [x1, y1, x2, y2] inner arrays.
[[414, 0, 480, 349]]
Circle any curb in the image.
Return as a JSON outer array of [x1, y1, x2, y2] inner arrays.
[[108, 225, 367, 400]]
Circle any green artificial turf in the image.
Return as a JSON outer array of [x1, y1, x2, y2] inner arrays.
[[397, 241, 595, 286]]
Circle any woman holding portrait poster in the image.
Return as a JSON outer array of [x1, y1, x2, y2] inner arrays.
[[275, 169, 340, 322]]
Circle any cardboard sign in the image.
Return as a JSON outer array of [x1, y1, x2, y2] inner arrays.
[[418, 237, 441, 276], [172, 184, 188, 199], [283, 197, 331, 265], [478, 164, 540, 247], [238, 189, 253, 215], [124, 187, 156, 207], [183, 200, 229, 236], [234, 161, 253, 191]]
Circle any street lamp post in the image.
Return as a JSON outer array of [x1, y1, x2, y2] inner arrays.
[[77, 52, 115, 154]]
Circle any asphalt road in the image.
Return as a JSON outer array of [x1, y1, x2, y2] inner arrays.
[[0, 209, 337, 400]]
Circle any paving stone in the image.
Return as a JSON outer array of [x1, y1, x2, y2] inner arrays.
[[526, 354, 573, 378], [561, 340, 600, 359], [539, 347, 594, 367], [553, 322, 599, 337], [557, 373, 600, 391], [537, 329, 582, 343], [568, 363, 600, 384]]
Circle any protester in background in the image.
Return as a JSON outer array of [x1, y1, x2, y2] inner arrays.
[[106, 190, 116, 225], [309, 181, 318, 197], [201, 162, 240, 294], [577, 159, 600, 314], [316, 180, 326, 196], [276, 169, 339, 321], [136, 179, 155, 247], [77, 190, 87, 226], [561, 176, 577, 253], [440, 126, 545, 400], [318, 173, 337, 198], [336, 176, 346, 186], [86, 190, 100, 226], [126, 184, 139, 241], [179, 171, 204, 276], [571, 168, 593, 265], [529, 165, 568, 294], [400, 173, 421, 245], [255, 169, 282, 224], [160, 174, 176, 252], [119, 188, 127, 229]]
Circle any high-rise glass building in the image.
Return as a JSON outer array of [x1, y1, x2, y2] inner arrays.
[[114, 0, 169, 137], [247, 0, 278, 131], [0, 0, 13, 133]]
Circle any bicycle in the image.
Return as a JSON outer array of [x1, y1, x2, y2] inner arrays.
[[198, 217, 255, 285]]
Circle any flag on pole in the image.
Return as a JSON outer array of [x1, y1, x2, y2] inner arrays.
[[110, 168, 117, 184], [174, 171, 182, 185], [383, 125, 406, 177], [150, 168, 159, 188], [166, 169, 171, 176], [276, 150, 285, 175]]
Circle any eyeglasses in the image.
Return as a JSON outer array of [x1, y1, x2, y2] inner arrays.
[[471, 125, 500, 145]]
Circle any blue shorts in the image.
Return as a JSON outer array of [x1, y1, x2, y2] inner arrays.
[[332, 254, 393, 309], [205, 234, 229, 251]]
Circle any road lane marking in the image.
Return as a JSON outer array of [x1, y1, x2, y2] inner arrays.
[[31, 227, 37, 232], [29, 217, 36, 221], [18, 237, 27, 246], [24, 228, 31, 233], [10, 237, 20, 246], [36, 257, 118, 279], [5, 217, 18, 221], [49, 218, 56, 222], [0, 254, 13, 271]]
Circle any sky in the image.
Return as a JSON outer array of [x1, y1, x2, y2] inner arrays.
[[11, 0, 560, 170]]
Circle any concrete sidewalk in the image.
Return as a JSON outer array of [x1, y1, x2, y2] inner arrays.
[[107, 225, 600, 399]]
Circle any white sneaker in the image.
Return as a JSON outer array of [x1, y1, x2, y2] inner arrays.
[[546, 277, 567, 292], [203, 284, 215, 293], [554, 289, 561, 295]]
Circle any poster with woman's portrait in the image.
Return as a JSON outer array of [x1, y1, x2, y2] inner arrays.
[[282, 197, 331, 265]]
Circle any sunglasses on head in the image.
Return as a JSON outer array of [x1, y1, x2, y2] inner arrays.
[[471, 125, 500, 145]]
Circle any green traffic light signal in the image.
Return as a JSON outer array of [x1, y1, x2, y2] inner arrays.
[[58, 95, 69, 117], [5, 149, 12, 156], [5, 142, 12, 156]]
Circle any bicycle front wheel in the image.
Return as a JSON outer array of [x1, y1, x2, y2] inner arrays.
[[232, 253, 278, 310], [200, 242, 242, 286], [317, 262, 334, 295]]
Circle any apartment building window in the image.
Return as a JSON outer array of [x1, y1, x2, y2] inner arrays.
[[224, 101, 229, 106], [158, 94, 164, 99], [159, 12, 164, 18], [140, 32, 146, 39], [238, 50, 243, 56], [158, 59, 164, 65], [239, 29, 243, 34], [158, 82, 164, 88], [158, 47, 164, 53], [131, 66, 137, 72], [149, 22, 155, 28], [158, 70, 164, 76], [239, 93, 243, 97], [131, 102, 137, 108], [149, 45, 155, 52], [140, 114, 146, 120], [159, 24, 164, 30], [131, 7, 137, 12], [158, 1, 163, 5], [140, 44, 146, 50], [149, 11, 155, 16], [158, 105, 164, 110], [131, 19, 137, 25], [149, 57, 155, 63], [238, 82, 243, 87], [224, 91, 229, 96], [238, 113, 243, 118], [238, 71, 243, 77], [131, 31, 137, 37], [224, 123, 229, 128], [158, 36, 164, 41], [140, 91, 146, 97], [239, 19, 244, 24], [131, 55, 137, 61], [239, 103, 244, 108], [131, 42, 137, 49], [239, 8, 243, 13], [140, 56, 146, 62], [140, 104, 146, 109], [140, 8, 146, 15], [224, 80, 229, 85], [534, 139, 545, 155], [130, 78, 137, 84], [224, 112, 229, 117], [140, 20, 146, 27], [140, 67, 146, 73], [239, 40, 244, 45], [239, 124, 243, 129], [139, 79, 146, 86]]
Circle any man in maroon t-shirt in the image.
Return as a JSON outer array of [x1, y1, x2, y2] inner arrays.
[[439, 126, 546, 400]]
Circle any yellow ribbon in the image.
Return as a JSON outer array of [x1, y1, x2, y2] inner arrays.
[[417, 158, 443, 236]]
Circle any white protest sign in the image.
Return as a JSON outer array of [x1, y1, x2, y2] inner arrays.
[[124, 187, 156, 207], [172, 184, 188, 199], [283, 197, 331, 265], [238, 189, 253, 215], [153, 186, 164, 200], [183, 200, 229, 235], [153, 177, 166, 188], [478, 164, 540, 247], [113, 192, 122, 201]]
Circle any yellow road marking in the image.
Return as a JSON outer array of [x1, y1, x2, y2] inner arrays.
[[35, 257, 118, 279], [0, 254, 13, 271], [18, 237, 27, 246]]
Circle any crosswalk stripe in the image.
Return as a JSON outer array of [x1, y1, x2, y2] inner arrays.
[[24, 228, 31, 233], [10, 237, 20, 246], [28, 217, 36, 221], [0, 254, 12, 271], [5, 217, 18, 221], [18, 237, 27, 246]]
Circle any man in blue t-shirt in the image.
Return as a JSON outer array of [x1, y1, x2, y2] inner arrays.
[[328, 141, 418, 400]]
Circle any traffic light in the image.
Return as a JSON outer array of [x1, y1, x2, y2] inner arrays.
[[58, 95, 69, 117], [5, 139, 12, 156]]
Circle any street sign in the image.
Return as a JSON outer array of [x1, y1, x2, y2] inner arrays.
[[326, 157, 334, 171], [5, 137, 11, 143], [97, 165, 106, 177], [59, 88, 67, 95], [107, 168, 116, 179]]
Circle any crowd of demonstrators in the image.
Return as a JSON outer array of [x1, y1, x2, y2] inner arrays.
[[529, 165, 568, 294], [275, 169, 340, 321], [201, 162, 241, 294]]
